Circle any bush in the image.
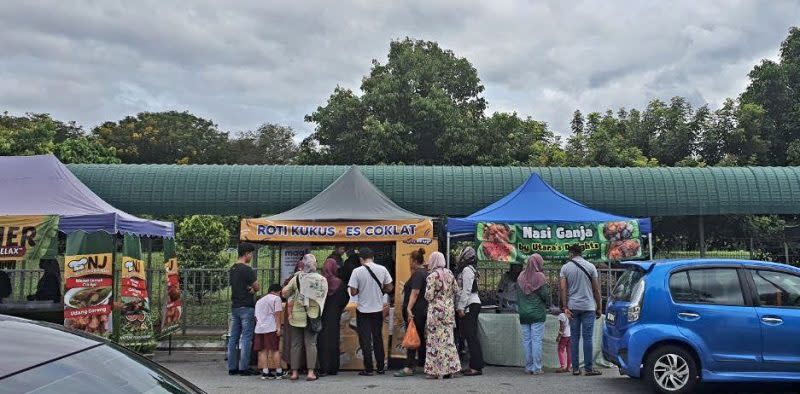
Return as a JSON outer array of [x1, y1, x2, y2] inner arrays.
[[176, 215, 231, 302]]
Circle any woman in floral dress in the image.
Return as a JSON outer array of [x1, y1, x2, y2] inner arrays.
[[423, 251, 462, 379]]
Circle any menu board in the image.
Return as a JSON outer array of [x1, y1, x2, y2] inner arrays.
[[63, 252, 114, 337]]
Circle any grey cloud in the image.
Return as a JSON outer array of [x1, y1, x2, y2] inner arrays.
[[1, 0, 799, 139]]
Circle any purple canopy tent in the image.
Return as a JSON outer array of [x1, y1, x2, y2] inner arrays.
[[0, 155, 173, 238]]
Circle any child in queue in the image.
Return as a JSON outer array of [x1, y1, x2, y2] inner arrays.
[[552, 307, 572, 373], [255, 284, 285, 380]]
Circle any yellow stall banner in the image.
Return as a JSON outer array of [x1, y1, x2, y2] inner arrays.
[[241, 219, 434, 243], [0, 215, 59, 264]]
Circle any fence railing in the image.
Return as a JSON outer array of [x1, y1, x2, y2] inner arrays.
[[4, 265, 622, 332]]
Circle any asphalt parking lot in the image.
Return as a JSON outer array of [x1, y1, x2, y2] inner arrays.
[[154, 351, 798, 394]]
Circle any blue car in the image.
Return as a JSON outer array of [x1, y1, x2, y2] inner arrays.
[[603, 259, 800, 393]]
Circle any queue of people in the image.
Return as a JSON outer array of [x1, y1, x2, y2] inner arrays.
[[226, 241, 604, 382]]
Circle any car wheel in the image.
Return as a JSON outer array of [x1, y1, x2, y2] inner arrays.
[[644, 345, 698, 394]]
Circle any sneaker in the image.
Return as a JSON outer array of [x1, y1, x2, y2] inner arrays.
[[376, 370, 386, 375], [584, 369, 602, 376], [228, 370, 239, 376], [358, 371, 374, 376], [274, 371, 287, 380], [238, 369, 260, 376]]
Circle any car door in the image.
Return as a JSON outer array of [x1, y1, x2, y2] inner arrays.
[[669, 267, 762, 372], [746, 268, 800, 372]]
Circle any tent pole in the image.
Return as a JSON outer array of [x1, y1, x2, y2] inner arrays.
[[446, 232, 451, 269], [648, 233, 653, 260]]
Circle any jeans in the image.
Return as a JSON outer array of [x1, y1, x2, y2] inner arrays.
[[356, 311, 385, 372], [569, 310, 595, 372], [227, 307, 255, 372], [520, 322, 545, 373]]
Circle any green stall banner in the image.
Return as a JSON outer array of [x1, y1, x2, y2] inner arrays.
[[476, 220, 642, 263], [160, 238, 182, 337], [64, 231, 115, 338], [119, 234, 156, 349], [0, 215, 59, 266]]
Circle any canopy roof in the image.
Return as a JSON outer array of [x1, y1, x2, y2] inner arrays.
[[447, 172, 651, 234], [0, 155, 173, 237], [267, 165, 427, 221]]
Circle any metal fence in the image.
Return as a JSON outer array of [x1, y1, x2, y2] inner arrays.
[[4, 265, 620, 332]]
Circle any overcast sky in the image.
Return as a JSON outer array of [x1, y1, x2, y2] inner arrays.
[[2, 1, 799, 139]]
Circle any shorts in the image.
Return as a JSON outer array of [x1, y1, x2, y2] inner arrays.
[[253, 332, 279, 352]]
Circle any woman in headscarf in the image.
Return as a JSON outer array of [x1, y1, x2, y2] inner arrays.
[[423, 251, 461, 379], [282, 254, 328, 381], [317, 256, 348, 376], [281, 258, 307, 370], [516, 254, 551, 375], [456, 246, 484, 376]]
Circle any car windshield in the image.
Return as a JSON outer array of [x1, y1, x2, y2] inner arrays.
[[612, 267, 645, 302], [2, 344, 197, 394]]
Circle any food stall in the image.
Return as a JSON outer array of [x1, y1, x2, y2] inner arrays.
[[0, 155, 176, 350], [446, 172, 652, 369], [241, 166, 437, 370]]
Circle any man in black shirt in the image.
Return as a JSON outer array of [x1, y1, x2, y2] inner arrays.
[[227, 243, 260, 376]]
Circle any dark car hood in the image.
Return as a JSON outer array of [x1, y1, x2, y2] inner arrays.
[[0, 314, 99, 378]]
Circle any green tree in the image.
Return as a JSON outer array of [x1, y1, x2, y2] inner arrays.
[[228, 123, 299, 164], [0, 112, 57, 155], [303, 38, 489, 165], [652, 97, 697, 166], [54, 137, 121, 164], [565, 110, 588, 166], [93, 111, 228, 164], [175, 215, 231, 301]]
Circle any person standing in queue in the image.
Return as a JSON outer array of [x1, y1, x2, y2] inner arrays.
[[516, 254, 551, 375], [326, 245, 346, 270], [422, 251, 461, 380], [497, 263, 523, 312], [456, 246, 484, 376], [559, 244, 603, 377], [394, 248, 429, 377], [347, 247, 393, 376], [317, 256, 349, 376], [282, 254, 328, 382], [227, 243, 260, 376]]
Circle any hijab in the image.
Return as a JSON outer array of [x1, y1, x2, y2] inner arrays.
[[296, 254, 328, 312], [427, 251, 454, 284], [322, 258, 342, 296], [518, 253, 547, 295]]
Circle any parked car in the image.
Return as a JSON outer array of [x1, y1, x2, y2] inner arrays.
[[0, 314, 205, 393], [603, 259, 800, 393]]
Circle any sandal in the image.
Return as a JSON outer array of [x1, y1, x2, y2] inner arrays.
[[289, 375, 299, 381], [306, 376, 318, 382], [393, 370, 415, 377], [556, 368, 569, 373], [425, 374, 439, 380], [572, 369, 582, 376], [462, 369, 482, 377], [584, 369, 602, 376]]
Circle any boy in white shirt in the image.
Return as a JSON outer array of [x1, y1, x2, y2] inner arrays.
[[254, 284, 284, 380]]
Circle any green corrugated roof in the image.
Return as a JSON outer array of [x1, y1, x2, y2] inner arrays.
[[65, 165, 800, 217]]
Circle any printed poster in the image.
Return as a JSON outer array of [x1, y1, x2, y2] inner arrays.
[[280, 243, 310, 284], [63, 231, 114, 337], [160, 238, 182, 336], [119, 235, 156, 347], [476, 220, 642, 262], [0, 215, 59, 264]]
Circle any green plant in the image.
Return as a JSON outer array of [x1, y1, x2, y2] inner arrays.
[[176, 215, 231, 302]]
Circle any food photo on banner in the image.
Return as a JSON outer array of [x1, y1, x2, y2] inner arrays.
[[160, 238, 182, 336], [0, 215, 59, 267], [63, 231, 114, 337], [119, 234, 156, 348], [476, 220, 642, 262]]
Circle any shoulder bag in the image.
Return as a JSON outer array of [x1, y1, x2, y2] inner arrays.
[[296, 275, 322, 333]]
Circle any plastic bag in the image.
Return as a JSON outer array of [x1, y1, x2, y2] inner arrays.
[[402, 319, 421, 350]]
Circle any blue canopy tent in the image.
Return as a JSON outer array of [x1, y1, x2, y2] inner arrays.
[[446, 172, 652, 259], [0, 155, 173, 238]]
